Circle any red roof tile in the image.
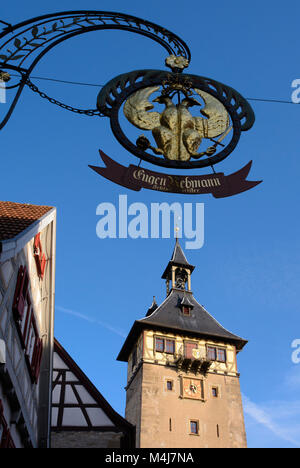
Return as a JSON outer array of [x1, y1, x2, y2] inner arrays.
[[0, 201, 53, 241]]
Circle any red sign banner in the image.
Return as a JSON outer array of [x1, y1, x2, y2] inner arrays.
[[89, 150, 262, 198]]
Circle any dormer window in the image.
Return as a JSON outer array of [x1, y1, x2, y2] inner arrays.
[[180, 295, 193, 316]]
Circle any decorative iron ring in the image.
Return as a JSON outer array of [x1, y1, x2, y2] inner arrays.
[[97, 69, 255, 169]]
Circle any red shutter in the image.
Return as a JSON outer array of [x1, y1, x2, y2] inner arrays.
[[31, 338, 43, 383], [34, 234, 41, 276], [34, 233, 47, 279], [12, 266, 29, 320], [20, 301, 31, 347], [0, 426, 7, 448], [0, 400, 15, 448], [0, 400, 4, 445], [6, 431, 16, 448], [34, 233, 41, 250], [12, 266, 24, 315], [185, 342, 197, 359], [2, 429, 15, 448], [40, 254, 46, 279]]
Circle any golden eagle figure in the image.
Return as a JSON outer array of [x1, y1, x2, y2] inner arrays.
[[123, 86, 230, 162]]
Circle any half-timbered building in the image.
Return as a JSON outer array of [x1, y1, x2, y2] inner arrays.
[[0, 201, 56, 448], [51, 339, 135, 448]]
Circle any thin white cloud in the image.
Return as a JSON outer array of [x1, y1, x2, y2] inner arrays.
[[242, 393, 300, 448], [56, 305, 126, 338], [284, 365, 300, 390]]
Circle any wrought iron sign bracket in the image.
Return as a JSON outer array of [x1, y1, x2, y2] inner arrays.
[[0, 10, 191, 131], [0, 10, 261, 196]]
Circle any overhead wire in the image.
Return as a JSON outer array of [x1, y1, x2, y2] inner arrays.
[[9, 73, 104, 88], [7, 72, 298, 105]]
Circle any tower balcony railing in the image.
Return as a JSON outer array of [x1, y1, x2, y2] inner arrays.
[[174, 346, 212, 375]]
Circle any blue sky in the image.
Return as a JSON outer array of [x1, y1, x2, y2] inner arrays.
[[1, 0, 300, 448]]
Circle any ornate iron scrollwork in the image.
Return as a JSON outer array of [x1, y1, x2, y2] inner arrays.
[[1, 10, 260, 196], [0, 10, 191, 130]]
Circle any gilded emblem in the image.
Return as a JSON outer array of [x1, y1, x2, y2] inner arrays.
[[124, 85, 230, 162], [165, 54, 189, 71], [97, 57, 257, 179]]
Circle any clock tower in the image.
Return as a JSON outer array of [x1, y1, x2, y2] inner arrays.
[[117, 240, 248, 448]]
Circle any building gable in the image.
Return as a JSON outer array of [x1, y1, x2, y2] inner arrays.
[[51, 339, 135, 448]]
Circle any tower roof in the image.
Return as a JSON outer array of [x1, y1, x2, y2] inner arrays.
[[141, 289, 245, 345], [171, 237, 190, 265], [162, 238, 195, 279], [117, 240, 247, 362], [117, 289, 247, 362]]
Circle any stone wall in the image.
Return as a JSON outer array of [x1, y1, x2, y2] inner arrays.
[[51, 431, 123, 448], [127, 362, 247, 448]]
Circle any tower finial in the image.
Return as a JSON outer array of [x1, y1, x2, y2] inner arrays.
[[175, 215, 181, 239]]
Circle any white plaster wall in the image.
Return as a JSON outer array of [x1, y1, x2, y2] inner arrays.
[[0, 216, 55, 447]]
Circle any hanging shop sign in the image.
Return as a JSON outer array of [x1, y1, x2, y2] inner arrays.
[[0, 11, 261, 196], [92, 62, 261, 196]]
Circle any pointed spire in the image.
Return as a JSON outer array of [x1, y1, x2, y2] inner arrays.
[[162, 238, 195, 280], [146, 296, 158, 317], [171, 237, 190, 266]]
